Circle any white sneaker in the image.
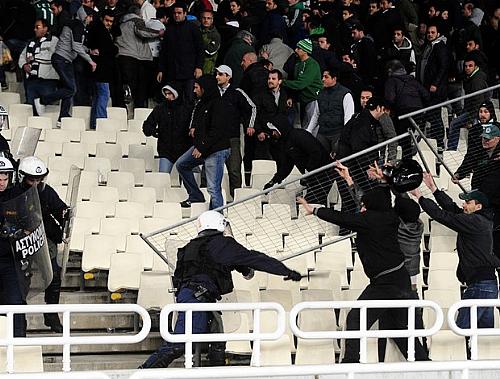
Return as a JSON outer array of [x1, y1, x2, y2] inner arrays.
[[56, 121, 61, 128], [34, 98, 46, 115]]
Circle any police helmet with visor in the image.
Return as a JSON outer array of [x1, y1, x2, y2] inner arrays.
[[18, 156, 49, 190]]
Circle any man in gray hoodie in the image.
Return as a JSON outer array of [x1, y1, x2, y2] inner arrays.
[[34, 6, 96, 123]]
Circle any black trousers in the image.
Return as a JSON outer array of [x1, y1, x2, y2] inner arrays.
[[118, 55, 149, 108], [343, 268, 429, 363]]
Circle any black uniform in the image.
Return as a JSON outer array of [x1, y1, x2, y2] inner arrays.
[[141, 230, 300, 369], [312, 187, 429, 363]]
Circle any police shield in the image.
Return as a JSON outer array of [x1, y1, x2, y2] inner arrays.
[[0, 104, 8, 131], [9, 127, 42, 161], [1, 186, 53, 299]]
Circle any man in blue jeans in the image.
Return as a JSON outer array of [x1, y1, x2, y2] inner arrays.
[[411, 173, 500, 329], [176, 75, 230, 210], [34, 6, 96, 123]]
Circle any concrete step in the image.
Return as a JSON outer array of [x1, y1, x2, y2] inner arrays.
[[43, 354, 150, 371], [62, 271, 108, 289], [41, 332, 163, 355]]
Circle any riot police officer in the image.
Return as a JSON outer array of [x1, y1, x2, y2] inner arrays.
[[18, 156, 68, 333], [140, 210, 302, 369], [0, 157, 27, 336]]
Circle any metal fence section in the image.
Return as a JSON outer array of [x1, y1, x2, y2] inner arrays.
[[0, 304, 151, 373], [0, 374, 111, 379], [159, 302, 286, 368], [448, 299, 500, 361], [289, 300, 443, 363], [141, 133, 411, 266]]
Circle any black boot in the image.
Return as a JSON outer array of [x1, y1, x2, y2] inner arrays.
[[44, 313, 63, 333], [139, 351, 183, 369]]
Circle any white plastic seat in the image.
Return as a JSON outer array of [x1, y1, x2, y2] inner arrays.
[[164, 187, 188, 203], [82, 234, 118, 271], [133, 107, 153, 120], [100, 218, 139, 251], [107, 171, 135, 201], [80, 130, 117, 155], [72, 106, 91, 125], [153, 202, 183, 224], [8, 104, 32, 127], [69, 217, 97, 252], [95, 143, 123, 170], [428, 253, 459, 271], [35, 141, 61, 157], [315, 252, 349, 287], [45, 128, 80, 144], [424, 289, 461, 330], [61, 142, 88, 159], [139, 217, 169, 234], [48, 157, 84, 181], [84, 157, 111, 182], [0, 346, 43, 373], [428, 330, 467, 361], [60, 117, 86, 131], [106, 106, 128, 120], [115, 201, 146, 220], [27, 116, 52, 130], [127, 119, 144, 133], [96, 118, 127, 133], [427, 270, 461, 290], [349, 270, 370, 290], [126, 234, 154, 269], [429, 235, 456, 253], [75, 201, 107, 220], [107, 253, 143, 292], [128, 187, 156, 217], [76, 170, 99, 201], [144, 172, 171, 201], [137, 271, 175, 310], [251, 159, 277, 175], [253, 335, 291, 366], [89, 186, 119, 216], [0, 92, 21, 110], [120, 158, 145, 185], [430, 222, 457, 237], [128, 144, 155, 171], [116, 131, 146, 155]]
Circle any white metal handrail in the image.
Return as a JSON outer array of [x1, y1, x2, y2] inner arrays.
[[290, 300, 443, 363], [0, 304, 151, 373], [160, 302, 285, 368], [0, 373, 111, 379], [448, 299, 500, 361]]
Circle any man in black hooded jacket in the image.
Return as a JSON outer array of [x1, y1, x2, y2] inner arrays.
[[298, 185, 429, 363], [412, 173, 500, 329]]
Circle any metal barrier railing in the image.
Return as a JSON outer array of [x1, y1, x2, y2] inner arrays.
[[448, 299, 500, 361], [0, 373, 111, 379], [0, 304, 151, 373], [159, 302, 286, 368], [289, 300, 443, 363]]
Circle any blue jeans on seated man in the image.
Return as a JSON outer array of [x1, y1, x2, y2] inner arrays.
[[142, 287, 209, 368], [90, 82, 110, 129], [456, 280, 498, 329], [159, 157, 175, 173], [25, 78, 58, 115], [176, 146, 230, 210], [446, 113, 469, 151]]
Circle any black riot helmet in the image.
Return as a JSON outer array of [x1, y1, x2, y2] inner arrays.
[[382, 159, 423, 193]]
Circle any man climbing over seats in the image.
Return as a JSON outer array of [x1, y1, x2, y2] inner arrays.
[[410, 173, 500, 329], [140, 210, 301, 368], [298, 169, 429, 363]]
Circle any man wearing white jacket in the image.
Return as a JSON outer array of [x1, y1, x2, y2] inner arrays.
[[18, 19, 59, 114]]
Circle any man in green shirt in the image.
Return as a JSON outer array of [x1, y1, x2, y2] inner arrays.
[[283, 39, 322, 129]]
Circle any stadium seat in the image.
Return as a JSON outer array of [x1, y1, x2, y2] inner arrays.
[[128, 187, 157, 217], [96, 118, 127, 133], [137, 271, 175, 310], [60, 117, 86, 131], [190, 202, 209, 218], [427, 270, 461, 291], [107, 171, 135, 201], [128, 144, 155, 172], [106, 106, 128, 120], [127, 119, 144, 133], [125, 235, 154, 270], [119, 158, 145, 185], [164, 187, 188, 203], [144, 172, 171, 201], [254, 335, 292, 366], [115, 202, 146, 220], [75, 201, 107, 220], [82, 234, 118, 272], [48, 156, 84, 180], [424, 289, 461, 330], [84, 157, 112, 182], [349, 270, 370, 290], [139, 217, 169, 234], [430, 222, 457, 237], [116, 131, 146, 155], [45, 128, 80, 144], [76, 170, 99, 201], [95, 143, 123, 171], [100, 218, 139, 251], [89, 186, 119, 216], [133, 107, 153, 121], [80, 130, 117, 155], [428, 330, 467, 361], [61, 142, 88, 159], [322, 238, 354, 269], [52, 185, 67, 201], [27, 116, 52, 130], [9, 104, 33, 128], [35, 140, 61, 157], [153, 202, 183, 223], [315, 252, 349, 287], [0, 346, 44, 373], [428, 235, 456, 253], [477, 336, 500, 359], [428, 253, 459, 271], [144, 136, 159, 157], [107, 253, 143, 292], [0, 92, 21, 110], [225, 313, 252, 355]]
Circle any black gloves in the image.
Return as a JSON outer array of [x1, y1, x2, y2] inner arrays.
[[284, 270, 302, 282]]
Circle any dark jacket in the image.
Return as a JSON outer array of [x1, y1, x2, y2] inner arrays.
[[190, 75, 229, 157], [350, 35, 378, 85], [419, 190, 500, 284], [142, 99, 192, 162], [253, 87, 290, 134], [159, 19, 204, 81], [0, 185, 25, 259], [315, 187, 405, 280], [385, 70, 430, 115], [454, 121, 484, 180], [462, 68, 489, 122], [219, 86, 256, 138], [239, 61, 269, 100], [223, 38, 254, 88], [317, 83, 351, 138], [258, 9, 287, 47], [272, 128, 331, 183], [417, 35, 450, 102], [86, 19, 118, 83], [337, 108, 380, 168], [174, 231, 295, 299]]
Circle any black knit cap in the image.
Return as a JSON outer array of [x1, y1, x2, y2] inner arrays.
[[479, 100, 497, 122]]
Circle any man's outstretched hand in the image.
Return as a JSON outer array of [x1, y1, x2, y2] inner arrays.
[[284, 270, 302, 281]]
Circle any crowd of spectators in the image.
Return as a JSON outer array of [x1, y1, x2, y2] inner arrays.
[[1, 0, 499, 208]]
